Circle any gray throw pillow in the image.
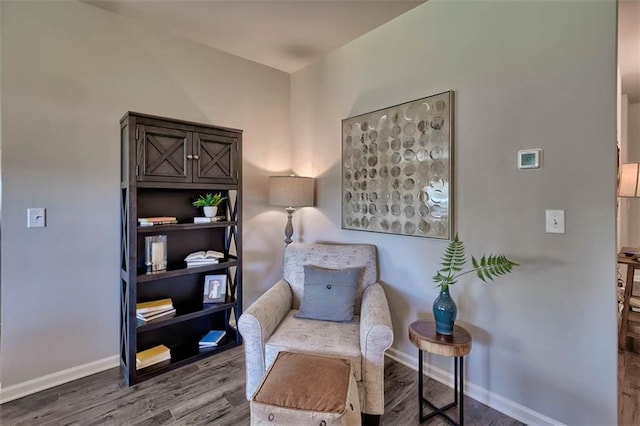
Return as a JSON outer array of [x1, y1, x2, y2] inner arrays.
[[294, 264, 362, 322]]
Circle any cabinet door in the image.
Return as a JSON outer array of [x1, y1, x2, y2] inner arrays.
[[137, 125, 191, 183], [192, 132, 238, 184]]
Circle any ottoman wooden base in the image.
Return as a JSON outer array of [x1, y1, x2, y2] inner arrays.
[[250, 351, 361, 426]]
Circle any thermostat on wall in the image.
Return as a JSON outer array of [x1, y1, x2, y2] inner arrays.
[[518, 149, 542, 170]]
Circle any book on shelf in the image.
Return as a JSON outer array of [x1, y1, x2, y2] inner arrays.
[[136, 344, 171, 369], [193, 216, 224, 224], [136, 298, 173, 314], [186, 259, 219, 268], [136, 308, 176, 324], [138, 216, 178, 226], [185, 250, 224, 268], [199, 330, 226, 348], [185, 250, 225, 261]]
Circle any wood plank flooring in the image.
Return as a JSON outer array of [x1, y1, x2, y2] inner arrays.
[[619, 347, 640, 426], [0, 346, 521, 425]]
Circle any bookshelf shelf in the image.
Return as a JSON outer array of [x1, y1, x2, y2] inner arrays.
[[135, 329, 239, 381], [136, 259, 238, 282], [120, 112, 243, 386], [137, 300, 237, 332], [137, 221, 238, 234]]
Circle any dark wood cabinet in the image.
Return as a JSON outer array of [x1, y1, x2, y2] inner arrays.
[[192, 131, 238, 184], [136, 118, 239, 185], [120, 112, 243, 385], [137, 124, 190, 183]]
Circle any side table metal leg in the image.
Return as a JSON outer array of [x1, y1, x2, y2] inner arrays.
[[454, 356, 458, 405], [459, 356, 464, 426], [418, 349, 424, 420]]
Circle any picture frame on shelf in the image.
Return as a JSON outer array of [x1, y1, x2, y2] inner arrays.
[[203, 274, 227, 304]]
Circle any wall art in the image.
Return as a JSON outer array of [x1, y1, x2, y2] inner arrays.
[[342, 91, 453, 239]]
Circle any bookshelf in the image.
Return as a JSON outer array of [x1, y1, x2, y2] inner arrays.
[[120, 112, 243, 385]]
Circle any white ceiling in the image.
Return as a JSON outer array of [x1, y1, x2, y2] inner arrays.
[[85, 0, 639, 102], [85, 0, 426, 73], [619, 1, 640, 103]]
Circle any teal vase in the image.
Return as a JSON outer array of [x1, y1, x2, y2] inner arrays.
[[433, 286, 457, 335]]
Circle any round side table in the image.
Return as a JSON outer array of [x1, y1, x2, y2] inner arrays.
[[408, 319, 472, 426]]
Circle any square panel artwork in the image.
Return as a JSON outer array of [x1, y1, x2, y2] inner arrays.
[[341, 91, 453, 239]]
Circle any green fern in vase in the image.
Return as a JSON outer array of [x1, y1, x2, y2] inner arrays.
[[432, 234, 518, 290]]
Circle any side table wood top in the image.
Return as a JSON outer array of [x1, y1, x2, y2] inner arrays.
[[409, 319, 472, 357]]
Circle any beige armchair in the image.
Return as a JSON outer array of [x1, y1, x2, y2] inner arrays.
[[238, 243, 394, 415]]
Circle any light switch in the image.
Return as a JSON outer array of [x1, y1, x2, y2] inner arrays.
[[545, 210, 564, 234], [27, 208, 46, 228]]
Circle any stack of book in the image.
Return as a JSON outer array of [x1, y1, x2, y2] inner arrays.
[[136, 298, 176, 325], [138, 216, 178, 227], [185, 250, 224, 268], [193, 217, 223, 224], [136, 344, 170, 369], [199, 330, 226, 349]]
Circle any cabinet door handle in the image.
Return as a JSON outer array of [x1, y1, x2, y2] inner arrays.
[[187, 154, 193, 160], [193, 155, 200, 160]]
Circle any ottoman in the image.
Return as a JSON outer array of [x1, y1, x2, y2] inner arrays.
[[250, 351, 361, 426]]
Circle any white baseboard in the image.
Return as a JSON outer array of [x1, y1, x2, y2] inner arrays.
[[0, 355, 119, 404], [385, 348, 565, 426]]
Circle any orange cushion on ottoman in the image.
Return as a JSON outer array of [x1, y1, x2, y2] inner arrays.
[[250, 351, 361, 425]]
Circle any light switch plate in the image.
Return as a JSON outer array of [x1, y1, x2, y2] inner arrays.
[[27, 208, 46, 228], [545, 209, 564, 234]]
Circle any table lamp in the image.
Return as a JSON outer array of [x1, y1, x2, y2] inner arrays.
[[269, 175, 315, 245], [619, 163, 640, 197]]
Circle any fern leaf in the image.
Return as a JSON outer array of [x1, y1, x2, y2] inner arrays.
[[439, 234, 466, 275], [472, 254, 518, 283]]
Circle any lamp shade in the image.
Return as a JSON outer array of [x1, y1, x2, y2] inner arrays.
[[269, 176, 315, 207], [619, 163, 640, 198]]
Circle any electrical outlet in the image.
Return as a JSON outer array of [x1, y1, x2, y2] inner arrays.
[[27, 208, 46, 228], [545, 210, 564, 234]]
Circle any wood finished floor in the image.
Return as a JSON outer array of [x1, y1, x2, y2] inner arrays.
[[0, 346, 522, 425], [619, 347, 640, 426]]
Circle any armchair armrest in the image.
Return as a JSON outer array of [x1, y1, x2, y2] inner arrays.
[[359, 282, 394, 414], [238, 279, 292, 399]]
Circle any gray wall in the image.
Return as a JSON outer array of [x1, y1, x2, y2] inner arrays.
[[627, 103, 640, 246], [0, 1, 290, 387], [0, 0, 620, 423], [291, 0, 617, 424], [619, 93, 629, 250]]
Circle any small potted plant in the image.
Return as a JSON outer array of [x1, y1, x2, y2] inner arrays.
[[192, 192, 226, 218], [432, 234, 518, 335]]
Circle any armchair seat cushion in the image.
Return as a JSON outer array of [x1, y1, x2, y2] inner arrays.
[[265, 310, 362, 381]]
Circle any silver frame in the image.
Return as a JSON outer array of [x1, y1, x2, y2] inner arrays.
[[341, 91, 454, 240], [203, 274, 227, 304]]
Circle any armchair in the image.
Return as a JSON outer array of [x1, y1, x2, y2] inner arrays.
[[238, 243, 394, 415]]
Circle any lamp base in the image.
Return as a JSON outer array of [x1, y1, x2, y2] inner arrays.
[[284, 207, 296, 246]]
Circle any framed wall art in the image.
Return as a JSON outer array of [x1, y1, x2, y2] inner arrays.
[[341, 91, 453, 239]]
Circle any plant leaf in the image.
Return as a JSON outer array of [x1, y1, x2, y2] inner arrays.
[[439, 234, 466, 276], [473, 254, 518, 283]]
